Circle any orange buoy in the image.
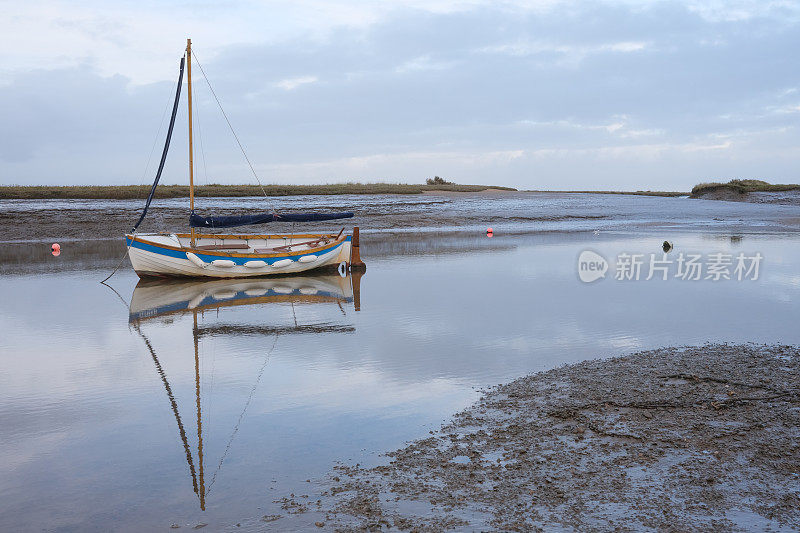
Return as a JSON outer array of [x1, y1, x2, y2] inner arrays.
[[486, 227, 493, 238], [51, 243, 61, 257]]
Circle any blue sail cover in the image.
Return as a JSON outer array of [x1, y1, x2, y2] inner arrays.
[[189, 211, 354, 229]]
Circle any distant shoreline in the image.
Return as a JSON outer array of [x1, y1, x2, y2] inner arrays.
[[0, 184, 692, 200], [2, 183, 798, 201], [524, 189, 686, 197], [0, 184, 517, 200]]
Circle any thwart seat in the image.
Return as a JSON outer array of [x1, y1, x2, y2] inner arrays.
[[193, 244, 251, 251], [254, 238, 331, 254]]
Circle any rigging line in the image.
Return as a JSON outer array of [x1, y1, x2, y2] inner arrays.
[[133, 55, 185, 232], [193, 74, 210, 187], [206, 333, 279, 494], [191, 50, 270, 203], [139, 78, 178, 186], [134, 324, 201, 497]]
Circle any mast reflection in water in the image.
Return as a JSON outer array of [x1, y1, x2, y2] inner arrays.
[[127, 271, 363, 510]]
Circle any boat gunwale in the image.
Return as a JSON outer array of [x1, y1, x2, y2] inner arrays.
[[126, 232, 349, 259], [175, 232, 336, 240]]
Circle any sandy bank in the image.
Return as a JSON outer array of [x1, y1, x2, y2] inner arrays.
[[306, 344, 799, 531]]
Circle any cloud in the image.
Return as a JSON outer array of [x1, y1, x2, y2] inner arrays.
[[395, 55, 459, 73], [686, 0, 800, 22], [479, 40, 651, 65], [273, 75, 319, 90], [2, 0, 800, 189], [774, 104, 800, 114]]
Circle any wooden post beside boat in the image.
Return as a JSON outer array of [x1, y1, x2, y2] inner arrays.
[[187, 38, 197, 247], [351, 268, 364, 311], [350, 226, 365, 270]]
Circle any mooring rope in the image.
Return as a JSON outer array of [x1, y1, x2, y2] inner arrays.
[[100, 232, 134, 283], [100, 277, 130, 306]]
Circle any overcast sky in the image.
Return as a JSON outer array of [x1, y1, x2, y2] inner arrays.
[[2, 0, 799, 190]]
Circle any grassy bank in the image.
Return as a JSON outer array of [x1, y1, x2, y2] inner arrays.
[[0, 183, 517, 200], [691, 179, 800, 197]]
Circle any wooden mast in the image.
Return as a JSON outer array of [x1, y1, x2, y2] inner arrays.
[[187, 38, 196, 247]]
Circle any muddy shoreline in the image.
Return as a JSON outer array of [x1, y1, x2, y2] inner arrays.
[[281, 344, 799, 531]]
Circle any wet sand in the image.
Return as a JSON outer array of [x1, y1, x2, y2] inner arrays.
[[296, 344, 799, 531]]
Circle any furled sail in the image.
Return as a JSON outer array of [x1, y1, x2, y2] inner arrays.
[[132, 57, 185, 232], [189, 211, 354, 229]]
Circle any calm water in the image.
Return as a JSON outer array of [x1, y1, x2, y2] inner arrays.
[[1, 197, 799, 531]]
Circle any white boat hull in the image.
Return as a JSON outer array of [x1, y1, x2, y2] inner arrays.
[[126, 232, 356, 278]]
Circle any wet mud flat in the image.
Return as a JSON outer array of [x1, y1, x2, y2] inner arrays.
[[0, 198, 605, 242], [4, 191, 800, 243], [304, 344, 799, 531]]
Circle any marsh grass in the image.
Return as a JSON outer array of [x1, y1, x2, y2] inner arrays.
[[0, 183, 517, 200]]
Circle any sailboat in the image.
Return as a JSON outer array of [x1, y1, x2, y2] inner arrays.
[[125, 39, 364, 278]]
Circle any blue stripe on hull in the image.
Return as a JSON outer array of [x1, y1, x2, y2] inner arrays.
[[126, 236, 349, 266], [126, 237, 188, 259]]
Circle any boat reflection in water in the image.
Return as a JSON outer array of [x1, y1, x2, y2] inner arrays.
[[128, 271, 363, 510]]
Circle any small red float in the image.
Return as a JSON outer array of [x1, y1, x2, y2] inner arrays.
[[51, 243, 61, 257]]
